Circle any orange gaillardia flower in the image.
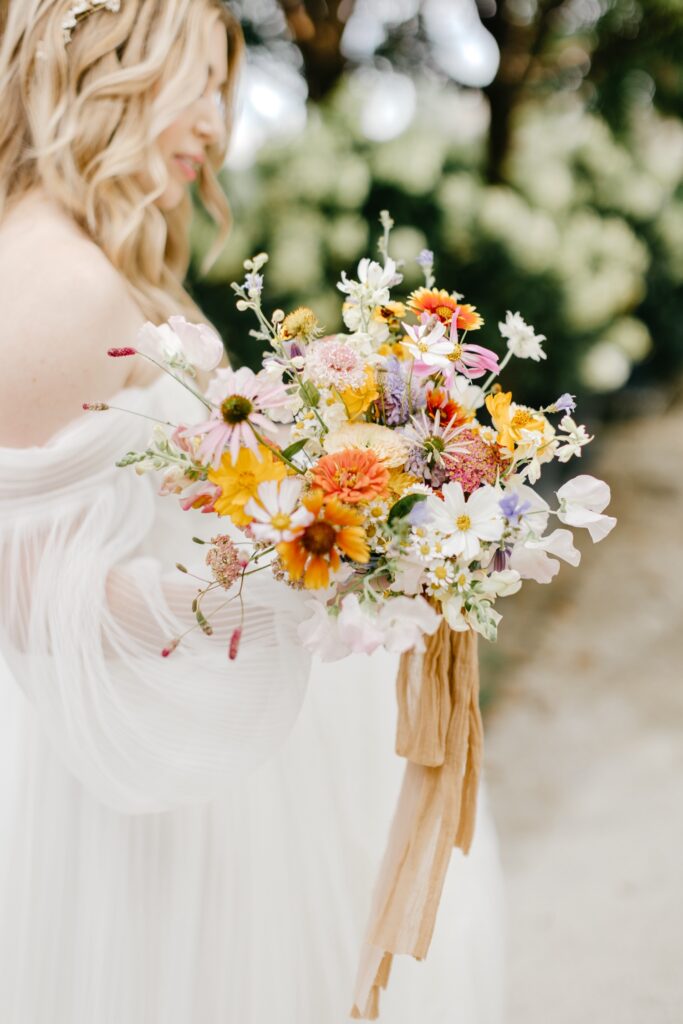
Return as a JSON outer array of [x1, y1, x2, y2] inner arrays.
[[312, 448, 389, 504], [407, 288, 484, 331], [426, 387, 474, 431], [277, 490, 370, 589]]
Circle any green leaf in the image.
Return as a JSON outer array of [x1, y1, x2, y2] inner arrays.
[[281, 438, 309, 461], [387, 492, 427, 526]]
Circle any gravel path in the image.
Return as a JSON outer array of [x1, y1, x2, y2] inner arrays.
[[484, 407, 683, 1023]]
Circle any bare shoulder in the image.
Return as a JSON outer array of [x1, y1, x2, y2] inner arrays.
[[0, 204, 148, 447]]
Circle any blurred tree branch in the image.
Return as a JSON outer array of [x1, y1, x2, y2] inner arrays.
[[276, 0, 356, 100]]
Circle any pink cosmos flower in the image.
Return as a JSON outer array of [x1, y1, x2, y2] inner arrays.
[[185, 367, 289, 469], [445, 315, 500, 380]]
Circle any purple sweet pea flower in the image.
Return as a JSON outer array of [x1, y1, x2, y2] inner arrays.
[[553, 393, 576, 414], [499, 493, 531, 526]]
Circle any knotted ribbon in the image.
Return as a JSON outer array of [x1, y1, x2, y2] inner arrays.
[[350, 624, 483, 1019]]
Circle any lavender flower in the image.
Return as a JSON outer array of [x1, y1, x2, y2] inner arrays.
[[552, 393, 577, 414]]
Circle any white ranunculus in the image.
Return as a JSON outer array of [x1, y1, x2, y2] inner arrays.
[[556, 475, 617, 542], [498, 310, 547, 361]]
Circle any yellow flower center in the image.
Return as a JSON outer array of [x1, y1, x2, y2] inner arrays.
[[302, 521, 336, 556], [237, 471, 256, 490], [434, 565, 448, 580], [456, 514, 471, 532], [436, 304, 455, 320], [271, 513, 291, 531], [511, 409, 534, 430], [336, 469, 359, 488], [449, 344, 463, 361]]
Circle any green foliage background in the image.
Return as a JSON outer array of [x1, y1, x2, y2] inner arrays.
[[187, 0, 683, 415]]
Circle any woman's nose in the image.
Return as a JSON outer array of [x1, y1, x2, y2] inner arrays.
[[194, 97, 224, 147]]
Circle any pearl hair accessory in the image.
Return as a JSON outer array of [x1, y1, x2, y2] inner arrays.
[[62, 0, 122, 46]]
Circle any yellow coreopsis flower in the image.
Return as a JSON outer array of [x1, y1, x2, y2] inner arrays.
[[339, 366, 379, 421], [485, 391, 545, 451], [377, 339, 411, 360], [208, 445, 287, 526]]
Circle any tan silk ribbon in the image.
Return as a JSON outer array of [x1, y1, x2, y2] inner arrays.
[[350, 624, 482, 1019]]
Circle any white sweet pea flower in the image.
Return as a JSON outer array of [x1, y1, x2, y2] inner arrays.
[[136, 317, 223, 371], [447, 373, 486, 412], [441, 594, 468, 631], [428, 482, 504, 560], [509, 528, 581, 584], [376, 595, 440, 654], [297, 602, 350, 662], [477, 569, 523, 598], [498, 311, 547, 361], [556, 475, 616, 542], [555, 416, 593, 462], [336, 595, 386, 655]]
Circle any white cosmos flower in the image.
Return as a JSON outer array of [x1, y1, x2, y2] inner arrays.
[[136, 316, 223, 371], [427, 481, 504, 561], [243, 478, 314, 544], [402, 317, 454, 368], [509, 528, 581, 583], [556, 475, 617, 542], [498, 310, 547, 361]]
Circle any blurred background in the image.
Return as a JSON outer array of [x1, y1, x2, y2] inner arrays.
[[188, 3, 683, 1021]]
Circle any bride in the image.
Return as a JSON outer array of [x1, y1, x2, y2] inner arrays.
[[0, 1, 504, 1021]]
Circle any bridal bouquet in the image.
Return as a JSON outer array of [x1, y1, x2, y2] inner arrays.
[[104, 212, 615, 661], [96, 212, 616, 1019]]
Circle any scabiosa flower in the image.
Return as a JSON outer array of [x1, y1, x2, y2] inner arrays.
[[407, 288, 484, 331], [445, 428, 503, 493], [206, 535, 243, 590], [277, 490, 370, 589], [305, 339, 366, 391], [402, 410, 469, 487], [312, 448, 390, 504], [187, 367, 289, 468], [243, 478, 314, 544]]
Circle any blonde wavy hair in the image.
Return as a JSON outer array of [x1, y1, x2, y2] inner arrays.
[[0, 0, 243, 322]]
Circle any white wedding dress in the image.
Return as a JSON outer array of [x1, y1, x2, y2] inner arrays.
[[0, 376, 505, 1024]]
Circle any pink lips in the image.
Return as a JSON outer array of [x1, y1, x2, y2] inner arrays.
[[173, 155, 203, 182]]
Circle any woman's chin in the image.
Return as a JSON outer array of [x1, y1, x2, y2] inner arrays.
[[154, 181, 186, 212]]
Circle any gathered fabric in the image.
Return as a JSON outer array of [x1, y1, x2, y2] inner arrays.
[[352, 626, 483, 1018], [0, 378, 504, 1024]]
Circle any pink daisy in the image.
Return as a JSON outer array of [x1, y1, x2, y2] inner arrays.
[[185, 367, 289, 469]]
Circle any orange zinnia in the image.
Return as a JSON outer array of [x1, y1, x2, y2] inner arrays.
[[312, 448, 389, 504], [277, 490, 370, 589], [407, 287, 484, 331]]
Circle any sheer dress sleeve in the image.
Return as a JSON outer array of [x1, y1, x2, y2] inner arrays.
[[0, 385, 311, 813]]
